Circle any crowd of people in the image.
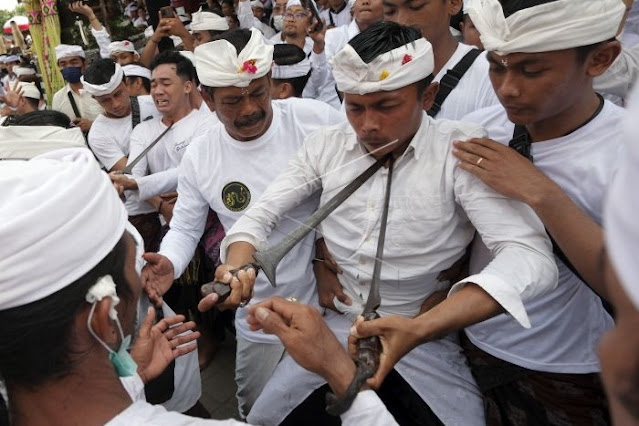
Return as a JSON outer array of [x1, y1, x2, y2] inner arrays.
[[1, 0, 639, 425]]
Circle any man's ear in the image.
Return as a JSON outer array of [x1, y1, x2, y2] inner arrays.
[[421, 82, 439, 112], [90, 298, 119, 347], [448, 0, 463, 16], [184, 79, 194, 95], [279, 82, 294, 99], [586, 40, 622, 78]]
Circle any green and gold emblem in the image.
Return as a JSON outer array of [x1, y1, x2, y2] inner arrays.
[[222, 182, 251, 212]]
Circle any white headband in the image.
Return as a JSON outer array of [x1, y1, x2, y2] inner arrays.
[[272, 58, 311, 79], [286, 0, 302, 8], [3, 55, 19, 64], [331, 38, 434, 95], [108, 40, 138, 55], [604, 84, 639, 310], [81, 63, 125, 97], [55, 44, 86, 61], [466, 0, 626, 56], [190, 8, 230, 31], [13, 66, 36, 77], [194, 28, 274, 88], [0, 148, 127, 310], [122, 64, 151, 80], [15, 81, 41, 100]]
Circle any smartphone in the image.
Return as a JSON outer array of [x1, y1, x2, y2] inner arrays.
[[160, 6, 174, 18], [305, 0, 323, 31]]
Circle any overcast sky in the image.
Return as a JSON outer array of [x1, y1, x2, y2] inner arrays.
[[0, 0, 18, 12]]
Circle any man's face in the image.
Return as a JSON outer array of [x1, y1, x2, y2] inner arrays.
[[272, 0, 288, 16], [111, 51, 137, 66], [193, 30, 214, 48], [383, 0, 461, 42], [284, 5, 311, 37], [354, 0, 384, 26], [95, 82, 132, 118], [487, 49, 592, 126], [57, 56, 85, 71], [212, 76, 274, 141], [137, 8, 146, 19], [598, 253, 639, 420], [222, 2, 234, 16], [460, 15, 482, 49], [344, 84, 428, 158], [151, 63, 192, 116], [253, 6, 265, 20]]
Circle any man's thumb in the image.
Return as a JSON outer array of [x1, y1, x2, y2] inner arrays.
[[255, 307, 287, 336]]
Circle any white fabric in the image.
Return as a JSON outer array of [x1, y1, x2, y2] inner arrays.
[[286, 0, 301, 7], [81, 63, 125, 97], [238, 115, 556, 424], [272, 57, 311, 79], [594, 44, 639, 100], [54, 44, 85, 60], [321, 2, 352, 27], [466, 0, 626, 56], [190, 8, 230, 31], [325, 18, 360, 61], [13, 66, 36, 77], [433, 43, 500, 120], [331, 38, 434, 94], [91, 26, 112, 59], [15, 81, 40, 99], [51, 84, 104, 122], [122, 64, 151, 80], [237, 0, 276, 38], [119, 374, 146, 402], [0, 148, 127, 310], [159, 98, 345, 345], [108, 40, 137, 54], [463, 102, 622, 373], [194, 28, 273, 88], [133, 17, 148, 28], [127, 108, 214, 201], [605, 83, 639, 310], [2, 55, 19, 63], [251, 0, 264, 8], [0, 126, 86, 160], [179, 50, 196, 65]]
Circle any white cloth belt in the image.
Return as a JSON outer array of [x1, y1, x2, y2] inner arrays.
[[81, 63, 125, 97], [466, 0, 626, 55], [331, 38, 434, 95]]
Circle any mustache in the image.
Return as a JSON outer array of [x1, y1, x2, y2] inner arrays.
[[234, 111, 266, 128]]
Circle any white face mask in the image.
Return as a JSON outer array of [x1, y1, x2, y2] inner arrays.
[[273, 14, 285, 31]]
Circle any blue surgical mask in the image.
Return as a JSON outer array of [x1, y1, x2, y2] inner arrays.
[[61, 66, 83, 83]]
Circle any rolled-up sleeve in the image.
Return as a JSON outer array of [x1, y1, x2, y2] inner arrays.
[[340, 390, 398, 426]]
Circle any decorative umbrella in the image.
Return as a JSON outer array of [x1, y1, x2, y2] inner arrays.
[[3, 16, 29, 35]]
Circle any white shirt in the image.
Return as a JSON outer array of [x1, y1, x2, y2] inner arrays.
[[321, 2, 352, 27], [325, 19, 360, 61], [91, 26, 112, 59], [51, 83, 104, 122], [237, 0, 276, 38], [234, 115, 557, 425], [107, 390, 398, 425], [594, 45, 639, 101], [128, 108, 213, 201], [463, 102, 621, 374], [159, 98, 345, 344], [433, 43, 499, 120], [133, 17, 148, 28], [88, 95, 158, 171]]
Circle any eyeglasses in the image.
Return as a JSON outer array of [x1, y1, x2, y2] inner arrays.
[[284, 12, 310, 20]]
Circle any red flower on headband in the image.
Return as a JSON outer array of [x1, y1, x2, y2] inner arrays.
[[240, 59, 258, 74], [402, 54, 413, 65]]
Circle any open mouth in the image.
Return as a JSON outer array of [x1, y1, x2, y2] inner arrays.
[[156, 99, 169, 107]]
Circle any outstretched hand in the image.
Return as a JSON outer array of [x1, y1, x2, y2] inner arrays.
[[141, 253, 175, 307], [131, 306, 200, 384]]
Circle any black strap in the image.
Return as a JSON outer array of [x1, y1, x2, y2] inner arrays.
[[427, 48, 482, 118], [130, 96, 141, 129], [508, 126, 614, 316], [67, 90, 82, 119]]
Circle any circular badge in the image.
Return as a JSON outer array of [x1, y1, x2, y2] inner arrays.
[[222, 182, 251, 212]]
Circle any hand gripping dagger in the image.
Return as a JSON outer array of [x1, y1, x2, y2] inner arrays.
[[325, 158, 394, 416], [200, 154, 394, 303]]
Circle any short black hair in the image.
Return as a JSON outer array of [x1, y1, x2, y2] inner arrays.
[[126, 75, 151, 92], [273, 71, 312, 97], [0, 234, 133, 388], [83, 58, 122, 86], [4, 110, 72, 128], [213, 28, 252, 54], [348, 22, 434, 94], [150, 50, 197, 82]]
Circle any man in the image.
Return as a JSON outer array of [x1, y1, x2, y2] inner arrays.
[[109, 40, 140, 66], [213, 22, 556, 425], [1, 55, 19, 91], [382, 0, 498, 120], [69, 1, 113, 60], [446, 0, 626, 423], [123, 63, 152, 96], [190, 7, 230, 48], [134, 6, 149, 28], [458, 2, 482, 49], [141, 28, 344, 418], [270, 0, 288, 35], [600, 81, 639, 426], [324, 0, 383, 60], [271, 44, 312, 99], [272, 0, 314, 54], [321, 0, 352, 28], [51, 44, 103, 133], [0, 148, 398, 426], [237, 0, 277, 38], [0, 81, 40, 118]]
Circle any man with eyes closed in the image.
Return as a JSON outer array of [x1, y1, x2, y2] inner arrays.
[[141, 28, 344, 419]]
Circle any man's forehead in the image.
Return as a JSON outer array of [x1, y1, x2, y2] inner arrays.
[[287, 4, 306, 11], [487, 50, 552, 66], [217, 77, 268, 96], [151, 63, 179, 78]]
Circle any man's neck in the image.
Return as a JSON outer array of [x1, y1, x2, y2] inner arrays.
[[285, 33, 306, 50], [430, 32, 459, 76], [356, 19, 375, 33], [69, 82, 84, 94], [526, 91, 601, 142], [162, 102, 193, 126], [330, 1, 346, 13]]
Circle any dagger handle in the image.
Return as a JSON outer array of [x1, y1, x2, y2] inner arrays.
[[200, 263, 260, 301]]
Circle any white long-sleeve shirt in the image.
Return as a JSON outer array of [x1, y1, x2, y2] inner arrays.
[[237, 0, 276, 38], [325, 19, 360, 61], [91, 26, 112, 59]]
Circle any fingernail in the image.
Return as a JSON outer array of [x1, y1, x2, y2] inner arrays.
[[147, 306, 153, 314], [349, 325, 358, 336], [256, 307, 269, 321], [223, 272, 232, 281]]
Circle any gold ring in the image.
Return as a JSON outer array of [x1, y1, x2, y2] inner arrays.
[[476, 157, 484, 166], [286, 296, 298, 303]]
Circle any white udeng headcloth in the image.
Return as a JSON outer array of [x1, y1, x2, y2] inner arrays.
[[190, 8, 230, 31], [272, 57, 311, 79], [0, 148, 127, 310], [108, 40, 138, 55], [331, 38, 434, 95], [81, 63, 125, 97], [604, 84, 639, 310], [122, 64, 151, 80], [55, 44, 86, 61], [194, 28, 274, 88], [466, 0, 626, 56]]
